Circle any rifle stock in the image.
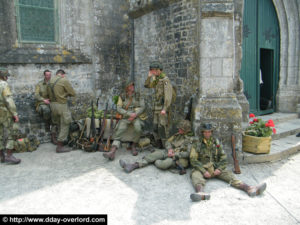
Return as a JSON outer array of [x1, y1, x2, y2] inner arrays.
[[104, 110, 114, 151], [231, 134, 241, 174]]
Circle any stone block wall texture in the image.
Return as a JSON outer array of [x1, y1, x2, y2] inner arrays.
[[0, 0, 131, 143], [132, 0, 199, 133]]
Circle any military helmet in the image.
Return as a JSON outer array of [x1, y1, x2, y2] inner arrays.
[[177, 120, 192, 133], [123, 78, 134, 90], [149, 61, 163, 70], [201, 123, 213, 132], [0, 67, 11, 77]]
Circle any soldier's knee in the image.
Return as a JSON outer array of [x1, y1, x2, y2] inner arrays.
[[155, 159, 172, 170]]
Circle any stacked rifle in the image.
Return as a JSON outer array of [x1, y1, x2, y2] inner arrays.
[[76, 100, 118, 152]]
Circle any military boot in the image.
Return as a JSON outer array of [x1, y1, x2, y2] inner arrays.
[[239, 183, 267, 197], [190, 184, 211, 202], [56, 142, 71, 153], [103, 146, 117, 160], [131, 143, 138, 156], [0, 149, 5, 163], [51, 133, 58, 145], [4, 149, 21, 164], [119, 159, 139, 173]]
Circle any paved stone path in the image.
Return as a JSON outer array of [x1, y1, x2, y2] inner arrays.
[[0, 143, 299, 225]]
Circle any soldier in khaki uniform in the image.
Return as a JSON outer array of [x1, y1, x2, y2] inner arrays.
[[119, 120, 195, 174], [47, 69, 76, 153], [103, 80, 145, 160], [189, 123, 267, 202], [144, 61, 173, 148], [0, 68, 21, 164], [35, 70, 52, 132]]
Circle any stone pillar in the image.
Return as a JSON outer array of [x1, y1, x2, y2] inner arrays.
[[193, 0, 243, 151]]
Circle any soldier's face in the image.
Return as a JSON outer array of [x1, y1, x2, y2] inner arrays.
[[178, 128, 185, 134], [203, 130, 212, 139], [44, 72, 51, 81]]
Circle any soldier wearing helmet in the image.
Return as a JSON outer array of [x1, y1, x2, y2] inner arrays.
[[189, 123, 267, 202], [0, 67, 21, 164], [119, 120, 196, 174], [103, 79, 146, 160], [144, 61, 173, 148]]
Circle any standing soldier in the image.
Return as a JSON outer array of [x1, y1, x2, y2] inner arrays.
[[47, 69, 76, 153], [0, 67, 21, 164], [103, 80, 146, 160], [119, 120, 194, 174], [144, 61, 173, 148], [189, 123, 267, 202], [35, 70, 52, 132]]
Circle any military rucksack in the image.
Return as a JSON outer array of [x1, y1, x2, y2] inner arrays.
[[14, 135, 40, 153]]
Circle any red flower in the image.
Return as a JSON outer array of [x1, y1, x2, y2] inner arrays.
[[272, 128, 276, 134], [249, 113, 255, 118], [249, 121, 254, 124], [265, 123, 270, 127], [268, 120, 275, 127], [216, 145, 220, 148], [253, 118, 258, 122]]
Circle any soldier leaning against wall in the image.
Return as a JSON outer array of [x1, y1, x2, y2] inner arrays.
[[35, 69, 52, 133], [144, 61, 173, 148], [0, 67, 21, 164], [189, 123, 267, 202]]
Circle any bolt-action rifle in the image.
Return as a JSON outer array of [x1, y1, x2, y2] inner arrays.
[[97, 102, 108, 152], [104, 109, 114, 151], [231, 134, 241, 174]]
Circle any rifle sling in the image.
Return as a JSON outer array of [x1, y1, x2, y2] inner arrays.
[[49, 77, 62, 102]]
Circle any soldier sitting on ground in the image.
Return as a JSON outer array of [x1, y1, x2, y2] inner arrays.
[[119, 120, 195, 174], [103, 80, 146, 160], [189, 123, 267, 202], [0, 67, 21, 164]]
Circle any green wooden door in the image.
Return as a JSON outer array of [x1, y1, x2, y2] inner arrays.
[[241, 0, 280, 115]]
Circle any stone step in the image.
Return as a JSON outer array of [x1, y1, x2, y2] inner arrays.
[[257, 112, 298, 124], [239, 134, 300, 164], [272, 119, 300, 140], [242, 112, 298, 130]]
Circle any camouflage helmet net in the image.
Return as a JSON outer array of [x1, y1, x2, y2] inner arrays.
[[0, 67, 10, 77], [177, 120, 192, 133]]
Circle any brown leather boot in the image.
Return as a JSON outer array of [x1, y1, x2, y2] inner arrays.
[[103, 146, 117, 160], [0, 149, 5, 163], [239, 183, 267, 197], [4, 149, 21, 164], [56, 142, 71, 153], [131, 143, 138, 156], [119, 160, 139, 173], [51, 133, 58, 145], [190, 184, 211, 202]]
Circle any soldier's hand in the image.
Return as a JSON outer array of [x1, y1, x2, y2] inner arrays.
[[167, 149, 175, 157], [203, 171, 211, 178], [160, 110, 166, 115], [44, 99, 50, 104], [13, 115, 19, 123], [214, 169, 221, 176], [148, 71, 153, 77]]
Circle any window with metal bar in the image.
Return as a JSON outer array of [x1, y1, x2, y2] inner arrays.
[[15, 0, 58, 43]]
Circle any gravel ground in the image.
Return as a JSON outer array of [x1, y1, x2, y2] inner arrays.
[[0, 143, 299, 225]]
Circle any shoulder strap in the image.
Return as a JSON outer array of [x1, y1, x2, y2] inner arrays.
[[49, 77, 62, 101]]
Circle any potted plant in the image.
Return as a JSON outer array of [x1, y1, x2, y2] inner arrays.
[[242, 113, 276, 154]]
